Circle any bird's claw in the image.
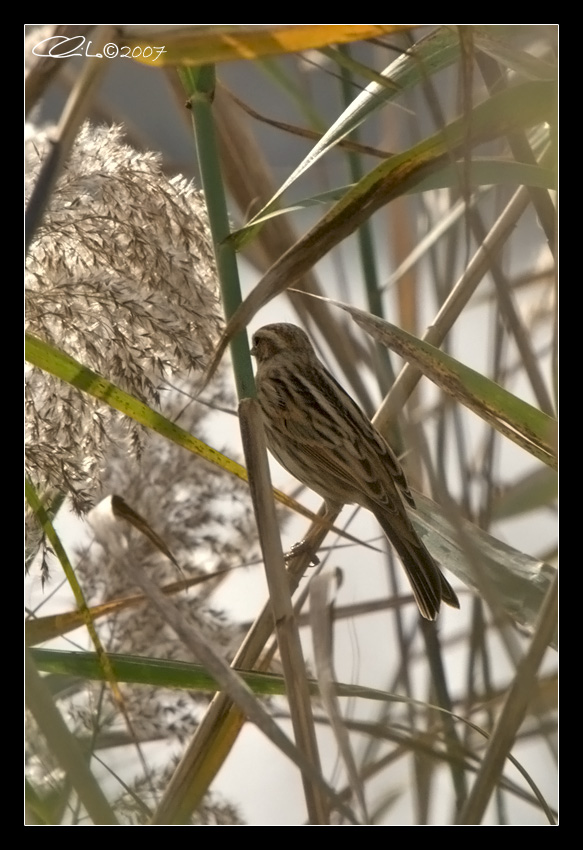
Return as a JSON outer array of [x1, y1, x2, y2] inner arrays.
[[284, 539, 320, 567]]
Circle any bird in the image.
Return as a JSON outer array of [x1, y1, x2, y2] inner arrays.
[[250, 322, 459, 620]]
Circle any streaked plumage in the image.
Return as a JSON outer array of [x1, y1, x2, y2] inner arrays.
[[250, 323, 459, 620]]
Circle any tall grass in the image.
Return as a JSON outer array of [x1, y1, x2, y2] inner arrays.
[[25, 25, 557, 825]]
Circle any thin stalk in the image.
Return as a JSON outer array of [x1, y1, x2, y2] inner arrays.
[[180, 64, 254, 401]]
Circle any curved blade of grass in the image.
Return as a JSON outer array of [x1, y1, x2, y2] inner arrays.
[[231, 26, 463, 247], [205, 78, 556, 381], [26, 332, 310, 520], [332, 302, 557, 469], [26, 332, 244, 474], [412, 491, 556, 646], [310, 572, 369, 822], [230, 158, 555, 238], [32, 648, 292, 693], [233, 25, 549, 249], [31, 647, 555, 822], [27, 334, 372, 553], [30, 647, 552, 710]]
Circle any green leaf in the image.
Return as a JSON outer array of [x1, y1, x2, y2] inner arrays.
[[207, 79, 556, 376], [335, 302, 557, 470]]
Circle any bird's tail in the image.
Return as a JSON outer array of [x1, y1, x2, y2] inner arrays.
[[375, 511, 459, 621]]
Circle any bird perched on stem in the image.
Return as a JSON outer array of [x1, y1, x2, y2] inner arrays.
[[250, 322, 459, 621]]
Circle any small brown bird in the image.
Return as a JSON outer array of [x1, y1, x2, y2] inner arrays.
[[250, 323, 459, 620]]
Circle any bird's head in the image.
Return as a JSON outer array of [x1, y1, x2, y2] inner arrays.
[[250, 323, 315, 365]]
